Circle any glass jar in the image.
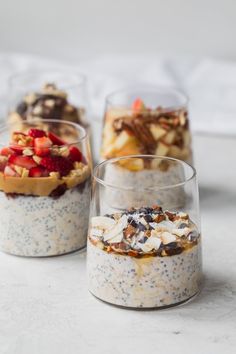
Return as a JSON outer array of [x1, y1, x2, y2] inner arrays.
[[0, 119, 92, 257], [87, 155, 202, 309], [7, 70, 90, 131], [101, 87, 192, 164]]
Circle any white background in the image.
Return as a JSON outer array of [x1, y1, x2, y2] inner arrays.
[[0, 0, 235, 62]]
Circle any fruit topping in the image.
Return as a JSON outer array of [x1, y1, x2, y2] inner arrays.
[[29, 166, 48, 178], [8, 155, 37, 169], [34, 136, 52, 157], [69, 146, 82, 162], [132, 98, 145, 112], [40, 156, 73, 177], [0, 128, 83, 178], [28, 128, 46, 138], [48, 132, 65, 146]]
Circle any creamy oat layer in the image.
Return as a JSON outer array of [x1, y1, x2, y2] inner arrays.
[[9, 83, 87, 127], [0, 128, 91, 256], [87, 206, 202, 308], [101, 99, 192, 166]]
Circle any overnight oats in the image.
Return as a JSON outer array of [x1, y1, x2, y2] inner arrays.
[[87, 156, 202, 309], [8, 70, 89, 130], [0, 120, 91, 257]]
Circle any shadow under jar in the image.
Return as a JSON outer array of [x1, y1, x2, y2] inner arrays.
[[101, 87, 192, 164], [87, 156, 202, 309], [0, 119, 92, 257]]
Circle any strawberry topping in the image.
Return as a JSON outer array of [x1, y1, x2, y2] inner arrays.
[[34, 137, 52, 157], [8, 155, 37, 169], [132, 98, 145, 112], [29, 166, 48, 178], [69, 146, 82, 162], [0, 128, 83, 178], [28, 128, 46, 138], [40, 156, 73, 176], [48, 132, 65, 146]]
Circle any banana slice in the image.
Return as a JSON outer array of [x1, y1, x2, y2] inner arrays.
[[139, 236, 161, 252], [91, 216, 116, 231], [161, 232, 176, 244], [104, 215, 127, 242]]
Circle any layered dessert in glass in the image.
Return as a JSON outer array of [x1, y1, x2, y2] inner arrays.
[[87, 156, 202, 309], [101, 87, 192, 163], [0, 120, 91, 257], [8, 70, 89, 130]]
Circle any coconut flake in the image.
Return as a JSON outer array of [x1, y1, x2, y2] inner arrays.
[[161, 232, 176, 244]]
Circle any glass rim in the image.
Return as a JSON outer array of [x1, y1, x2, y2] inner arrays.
[[93, 155, 196, 192], [0, 118, 87, 149], [106, 85, 189, 111], [8, 69, 87, 90]]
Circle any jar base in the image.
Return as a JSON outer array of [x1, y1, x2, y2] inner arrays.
[[89, 289, 201, 311], [0, 244, 87, 258]]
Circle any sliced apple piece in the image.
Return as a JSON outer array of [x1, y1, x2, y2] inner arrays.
[[163, 130, 176, 144], [149, 124, 166, 141], [114, 131, 135, 151]]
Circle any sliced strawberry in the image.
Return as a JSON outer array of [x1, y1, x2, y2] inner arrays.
[[0, 147, 15, 156], [132, 98, 145, 112], [4, 165, 19, 177], [8, 155, 37, 169], [28, 128, 46, 138], [48, 132, 65, 146], [10, 144, 24, 155], [34, 137, 52, 157], [29, 166, 48, 178], [69, 146, 82, 162], [40, 156, 73, 176]]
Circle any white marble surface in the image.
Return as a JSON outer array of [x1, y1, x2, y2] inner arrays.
[[0, 133, 235, 354]]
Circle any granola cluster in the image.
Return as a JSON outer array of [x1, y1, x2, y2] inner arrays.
[[101, 99, 192, 170], [89, 206, 200, 257]]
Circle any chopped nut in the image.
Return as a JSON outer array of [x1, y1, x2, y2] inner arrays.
[[124, 224, 136, 239], [21, 168, 29, 178], [153, 214, 166, 223], [44, 99, 55, 108], [49, 172, 60, 179], [14, 166, 23, 176], [23, 148, 33, 156], [32, 155, 42, 164], [165, 211, 176, 221], [58, 146, 69, 157]]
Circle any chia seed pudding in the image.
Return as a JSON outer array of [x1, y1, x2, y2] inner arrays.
[[87, 206, 202, 308], [0, 125, 91, 257]]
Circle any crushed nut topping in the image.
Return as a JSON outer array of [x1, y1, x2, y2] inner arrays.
[[89, 205, 200, 257]]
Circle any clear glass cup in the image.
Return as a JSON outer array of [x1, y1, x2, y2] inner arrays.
[[0, 119, 92, 257], [101, 87, 192, 164], [7, 70, 90, 130], [87, 155, 202, 309]]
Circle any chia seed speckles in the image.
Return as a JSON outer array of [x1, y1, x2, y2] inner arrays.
[[87, 206, 202, 308], [0, 179, 91, 257]]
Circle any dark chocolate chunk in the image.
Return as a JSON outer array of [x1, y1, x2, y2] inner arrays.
[[50, 184, 67, 198], [179, 223, 188, 229], [16, 101, 27, 116], [128, 217, 138, 228], [143, 214, 153, 223], [164, 242, 183, 256], [138, 222, 146, 231]]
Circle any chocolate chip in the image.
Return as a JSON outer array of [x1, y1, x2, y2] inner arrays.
[[138, 222, 146, 231], [128, 218, 138, 228], [143, 214, 153, 223], [16, 101, 27, 116], [179, 223, 188, 229], [164, 242, 183, 256]]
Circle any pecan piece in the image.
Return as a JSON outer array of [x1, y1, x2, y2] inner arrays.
[[124, 224, 136, 239], [153, 214, 166, 223]]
